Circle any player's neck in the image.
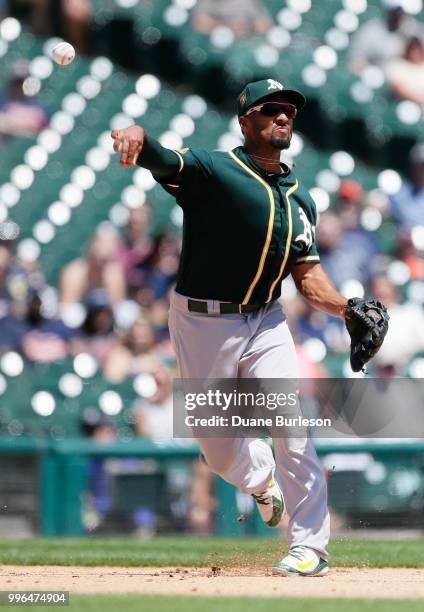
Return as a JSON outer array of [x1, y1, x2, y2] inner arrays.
[[244, 145, 283, 174]]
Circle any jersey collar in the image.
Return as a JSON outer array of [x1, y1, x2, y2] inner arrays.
[[232, 146, 296, 185]]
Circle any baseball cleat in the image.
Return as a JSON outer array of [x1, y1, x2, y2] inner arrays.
[[252, 478, 284, 528], [272, 546, 329, 577]]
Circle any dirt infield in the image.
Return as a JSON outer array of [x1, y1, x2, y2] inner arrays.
[[1, 565, 424, 599]]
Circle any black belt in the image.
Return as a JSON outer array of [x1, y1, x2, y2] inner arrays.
[[187, 299, 263, 315]]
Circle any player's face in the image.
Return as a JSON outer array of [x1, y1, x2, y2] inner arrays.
[[241, 93, 295, 151]]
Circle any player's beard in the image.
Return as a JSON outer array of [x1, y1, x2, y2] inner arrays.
[[270, 131, 291, 150]]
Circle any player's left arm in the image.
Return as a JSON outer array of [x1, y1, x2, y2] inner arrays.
[[291, 262, 347, 320]]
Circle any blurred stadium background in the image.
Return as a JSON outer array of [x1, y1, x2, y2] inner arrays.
[[0, 0, 423, 539]]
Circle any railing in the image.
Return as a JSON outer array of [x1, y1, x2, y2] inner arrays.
[[1, 437, 423, 536]]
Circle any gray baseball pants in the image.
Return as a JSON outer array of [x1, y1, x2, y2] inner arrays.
[[169, 289, 330, 558]]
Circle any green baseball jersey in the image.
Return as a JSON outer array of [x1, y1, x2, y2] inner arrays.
[[157, 145, 320, 304]]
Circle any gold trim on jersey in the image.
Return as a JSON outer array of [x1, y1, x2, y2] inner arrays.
[[165, 150, 185, 188], [174, 150, 185, 173], [266, 180, 299, 302], [228, 149, 275, 305], [296, 255, 320, 264]]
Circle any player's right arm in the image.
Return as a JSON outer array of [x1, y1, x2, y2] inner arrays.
[[291, 262, 347, 320], [110, 126, 181, 180], [111, 125, 214, 207]]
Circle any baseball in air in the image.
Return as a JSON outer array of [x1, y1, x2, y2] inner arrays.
[[51, 42, 75, 66]]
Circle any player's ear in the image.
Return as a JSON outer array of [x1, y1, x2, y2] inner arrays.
[[239, 117, 246, 136]]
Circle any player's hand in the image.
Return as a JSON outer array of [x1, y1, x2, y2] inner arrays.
[[111, 125, 145, 167]]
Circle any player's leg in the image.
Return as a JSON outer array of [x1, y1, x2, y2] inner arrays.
[[168, 291, 276, 495], [238, 300, 330, 570]]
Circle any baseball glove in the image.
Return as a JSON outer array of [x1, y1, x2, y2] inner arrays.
[[344, 297, 390, 372]]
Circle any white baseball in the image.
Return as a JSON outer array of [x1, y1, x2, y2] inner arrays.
[[51, 42, 75, 66]]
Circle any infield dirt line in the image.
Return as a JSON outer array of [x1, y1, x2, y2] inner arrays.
[[1, 566, 424, 599]]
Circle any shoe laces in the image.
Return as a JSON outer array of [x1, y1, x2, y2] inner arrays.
[[287, 546, 309, 561]]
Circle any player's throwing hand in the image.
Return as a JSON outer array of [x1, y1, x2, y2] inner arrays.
[[111, 125, 145, 167]]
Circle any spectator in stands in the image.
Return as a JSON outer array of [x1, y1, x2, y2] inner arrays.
[[191, 0, 273, 38], [20, 286, 75, 363], [60, 223, 127, 305], [0, 279, 74, 362], [0, 245, 54, 355], [370, 275, 424, 371], [0, 61, 48, 141], [8, 1, 91, 51], [348, 0, 424, 75], [71, 289, 118, 364], [61, 0, 92, 55], [0, 244, 28, 310], [0, 279, 26, 353], [102, 314, 158, 383], [390, 143, 424, 228], [131, 231, 180, 309], [293, 299, 347, 356], [317, 207, 379, 287], [335, 178, 379, 273], [146, 294, 172, 346], [385, 36, 424, 104], [117, 206, 155, 297], [0, 313, 25, 353], [395, 229, 424, 280], [8, 0, 53, 36], [132, 364, 173, 441], [334, 180, 364, 231]]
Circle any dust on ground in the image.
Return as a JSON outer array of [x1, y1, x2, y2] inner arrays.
[[1, 565, 423, 599]]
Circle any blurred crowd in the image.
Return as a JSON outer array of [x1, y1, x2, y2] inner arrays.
[[2, 0, 92, 52], [0, 205, 178, 376], [0, 60, 48, 141], [348, 0, 424, 104], [2, 1, 423, 103], [288, 140, 424, 376]]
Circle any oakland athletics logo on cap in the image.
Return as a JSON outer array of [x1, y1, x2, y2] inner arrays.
[[267, 79, 284, 91], [237, 79, 306, 116]]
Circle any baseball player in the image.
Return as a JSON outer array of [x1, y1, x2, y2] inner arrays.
[[111, 78, 388, 577]]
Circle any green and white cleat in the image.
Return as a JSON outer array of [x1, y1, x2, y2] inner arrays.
[[272, 546, 329, 577], [252, 479, 284, 528]]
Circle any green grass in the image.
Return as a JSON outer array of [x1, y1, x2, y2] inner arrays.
[[0, 536, 423, 568], [33, 596, 424, 612]]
